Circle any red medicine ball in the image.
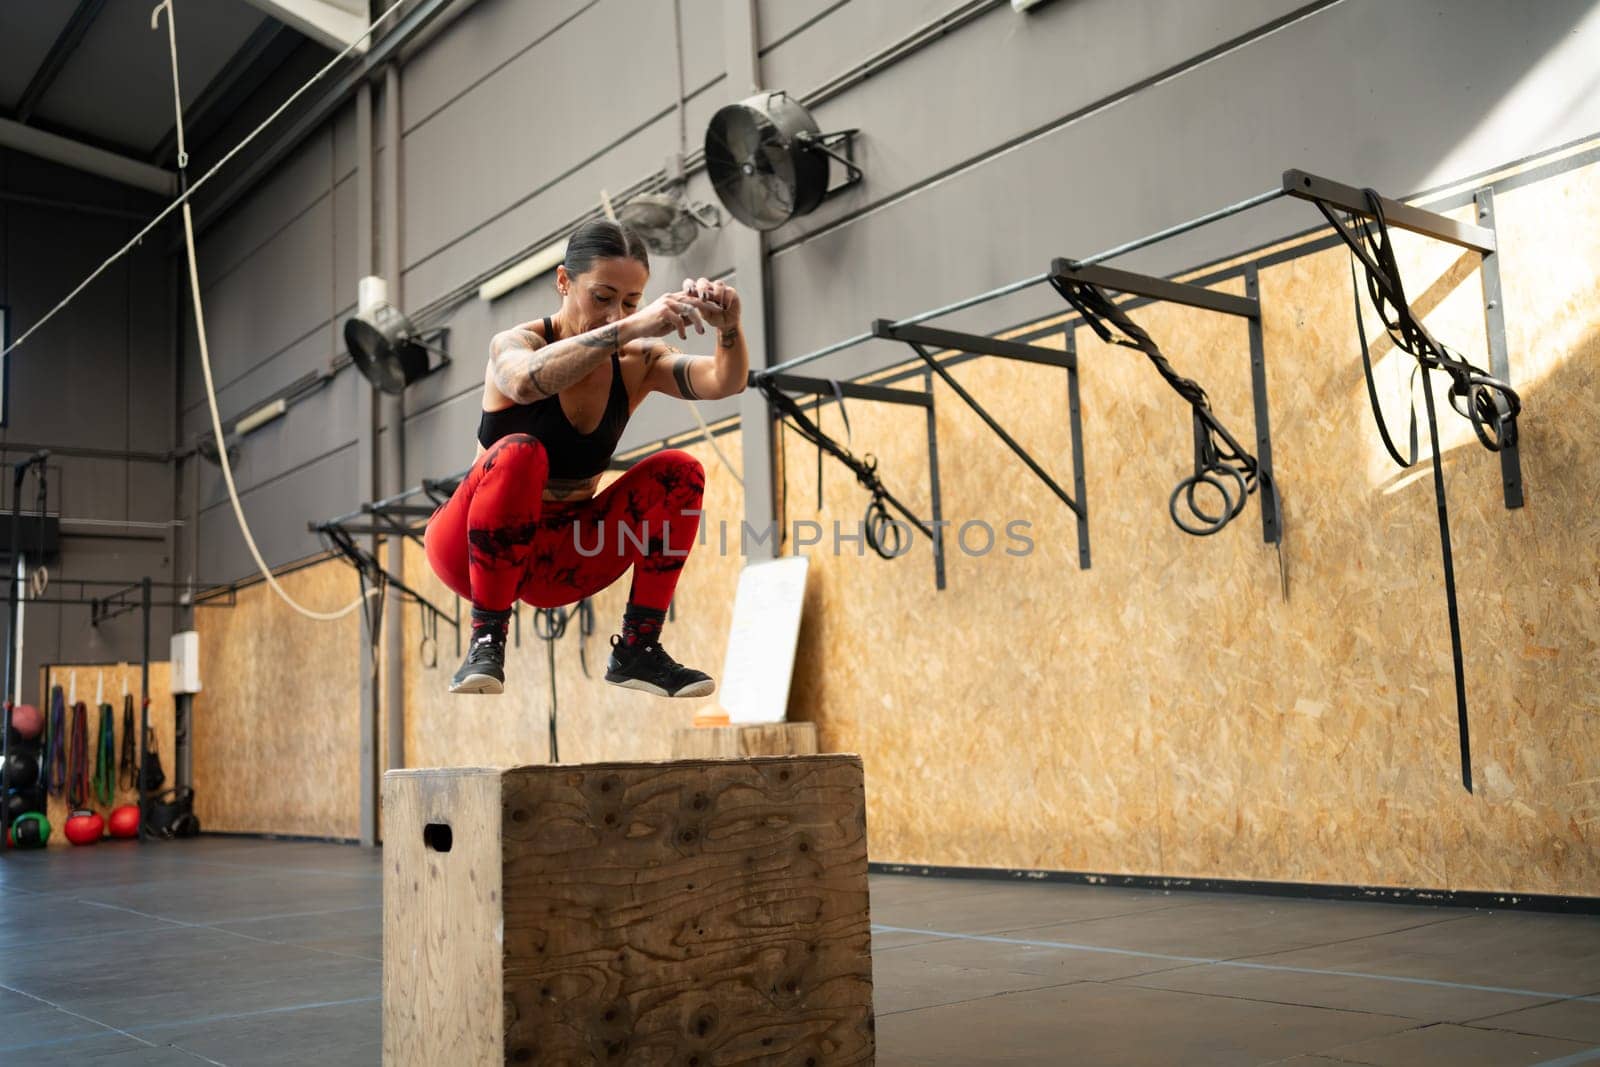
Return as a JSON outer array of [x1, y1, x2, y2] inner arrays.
[[108, 805, 139, 839], [64, 810, 104, 846]]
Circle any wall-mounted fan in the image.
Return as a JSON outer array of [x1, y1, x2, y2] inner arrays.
[[343, 300, 450, 395], [617, 192, 723, 256], [704, 92, 861, 231]]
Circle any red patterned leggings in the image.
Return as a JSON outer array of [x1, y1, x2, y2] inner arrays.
[[423, 435, 705, 612]]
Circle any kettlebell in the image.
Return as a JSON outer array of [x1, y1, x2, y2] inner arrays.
[[9, 812, 49, 848]]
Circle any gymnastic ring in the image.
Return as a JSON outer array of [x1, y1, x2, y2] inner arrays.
[[864, 498, 905, 559], [29, 566, 48, 597], [419, 635, 437, 670], [1183, 463, 1246, 526], [1183, 471, 1229, 525], [1465, 379, 1519, 453], [1170, 472, 1234, 537]]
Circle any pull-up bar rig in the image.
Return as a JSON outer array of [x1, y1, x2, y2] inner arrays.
[[756, 168, 1521, 793], [753, 186, 1294, 585]]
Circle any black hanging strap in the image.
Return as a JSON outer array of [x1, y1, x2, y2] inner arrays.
[[119, 692, 138, 791], [1322, 189, 1523, 794]]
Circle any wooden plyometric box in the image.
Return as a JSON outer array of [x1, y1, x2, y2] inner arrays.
[[671, 722, 819, 760], [382, 756, 874, 1066]]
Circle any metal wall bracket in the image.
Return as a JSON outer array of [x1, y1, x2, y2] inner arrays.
[[752, 367, 947, 589], [1285, 170, 1523, 511], [1283, 169, 1496, 252], [310, 483, 463, 643], [1049, 259, 1280, 545], [1474, 187, 1523, 509], [871, 319, 1091, 570]]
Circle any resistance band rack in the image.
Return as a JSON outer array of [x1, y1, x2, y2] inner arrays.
[[1, 577, 211, 847]]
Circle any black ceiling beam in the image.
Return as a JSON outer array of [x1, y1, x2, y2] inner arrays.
[[149, 20, 300, 166], [14, 0, 108, 124]]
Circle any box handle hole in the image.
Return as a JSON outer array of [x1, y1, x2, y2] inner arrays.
[[424, 823, 453, 852]]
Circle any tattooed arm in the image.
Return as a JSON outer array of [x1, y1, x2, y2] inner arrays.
[[489, 291, 716, 403], [640, 279, 749, 401], [488, 322, 622, 404]]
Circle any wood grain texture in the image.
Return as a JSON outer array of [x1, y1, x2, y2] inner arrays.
[[671, 723, 820, 759], [192, 562, 367, 838], [383, 768, 505, 1066], [787, 148, 1600, 896], [498, 756, 873, 1065]]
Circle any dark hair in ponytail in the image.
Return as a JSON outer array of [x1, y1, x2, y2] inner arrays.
[[563, 219, 650, 277]]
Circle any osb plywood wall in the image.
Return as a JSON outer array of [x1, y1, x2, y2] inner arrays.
[[35, 662, 173, 848], [401, 433, 747, 770], [786, 153, 1600, 896], [192, 563, 366, 838]]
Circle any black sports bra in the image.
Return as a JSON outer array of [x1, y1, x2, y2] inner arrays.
[[477, 317, 631, 481]]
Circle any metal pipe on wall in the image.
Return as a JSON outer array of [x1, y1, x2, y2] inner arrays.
[[724, 0, 778, 559], [382, 63, 406, 782], [355, 77, 381, 848]]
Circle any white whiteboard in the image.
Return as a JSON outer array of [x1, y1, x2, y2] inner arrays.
[[719, 555, 810, 724]]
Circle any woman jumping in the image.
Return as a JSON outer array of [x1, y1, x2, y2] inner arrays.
[[424, 220, 747, 697]]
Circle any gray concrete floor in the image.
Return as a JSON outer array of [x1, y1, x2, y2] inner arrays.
[[1, 839, 1598, 1065]]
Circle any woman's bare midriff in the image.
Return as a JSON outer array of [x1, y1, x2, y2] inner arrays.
[[471, 441, 603, 503]]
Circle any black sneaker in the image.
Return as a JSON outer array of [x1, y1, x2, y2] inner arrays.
[[604, 635, 715, 698], [450, 627, 506, 694]]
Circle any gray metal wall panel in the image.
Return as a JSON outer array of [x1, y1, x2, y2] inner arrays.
[[127, 461, 174, 526], [399, 0, 596, 129], [333, 175, 360, 318], [56, 457, 129, 524], [332, 98, 361, 184], [756, 0, 846, 50], [196, 443, 359, 577], [402, 384, 480, 483], [196, 130, 336, 287], [766, 0, 1315, 245], [617, 392, 741, 454], [188, 195, 337, 399], [758, 0, 961, 96], [3, 220, 141, 452], [678, 0, 726, 93], [181, 325, 343, 441], [195, 370, 361, 509], [128, 259, 176, 456], [400, 1, 681, 269]]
